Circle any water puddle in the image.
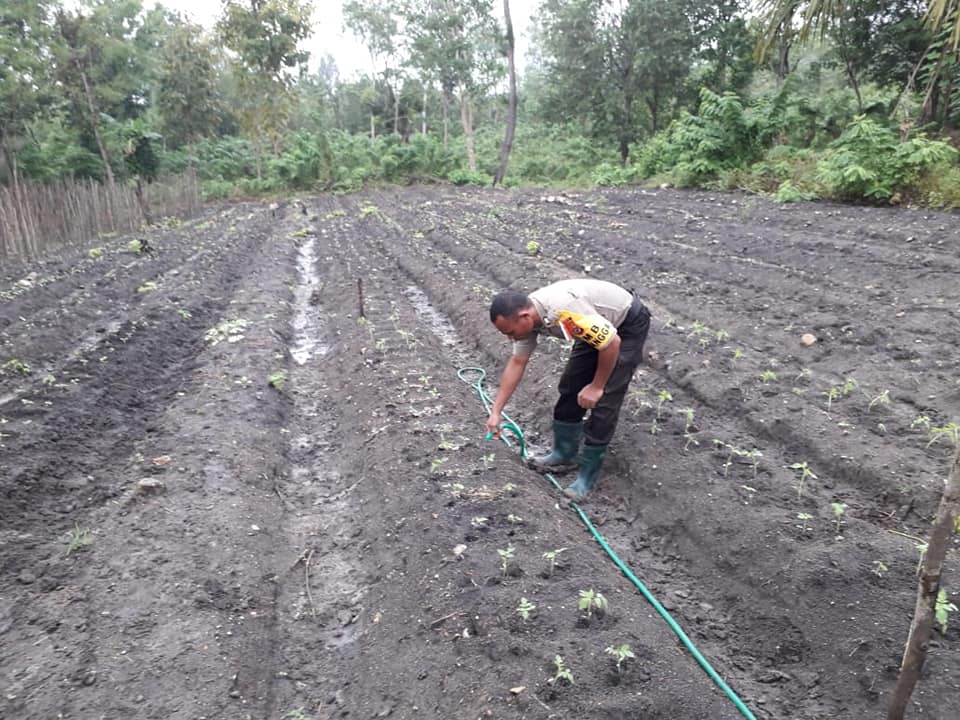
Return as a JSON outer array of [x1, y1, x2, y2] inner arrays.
[[403, 285, 471, 366], [290, 236, 331, 365]]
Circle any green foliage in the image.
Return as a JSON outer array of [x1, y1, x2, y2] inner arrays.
[[816, 115, 957, 201]]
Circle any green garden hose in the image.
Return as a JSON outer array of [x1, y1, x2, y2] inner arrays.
[[457, 366, 757, 720]]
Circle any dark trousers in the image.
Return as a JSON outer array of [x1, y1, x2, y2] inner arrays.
[[554, 298, 650, 446]]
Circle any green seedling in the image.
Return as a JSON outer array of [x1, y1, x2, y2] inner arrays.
[[628, 388, 652, 416], [760, 370, 778, 383], [357, 205, 379, 219], [542, 548, 567, 577], [177, 308, 192, 319], [506, 514, 524, 524], [430, 456, 448, 475], [551, 655, 574, 686], [578, 588, 608, 618], [526, 240, 540, 255], [684, 431, 700, 451], [482, 453, 496, 469], [797, 512, 813, 533], [911, 415, 932, 432], [935, 590, 957, 634], [746, 448, 763, 478], [438, 432, 455, 451], [678, 408, 696, 433], [687, 320, 709, 339], [497, 545, 515, 576], [823, 386, 841, 412], [731, 348, 745, 362], [715, 328, 730, 343], [788, 461, 817, 498], [128, 239, 143, 254], [655, 389, 672, 419], [88, 246, 104, 259], [137, 281, 159, 293], [872, 560, 889, 577], [356, 316, 375, 340], [795, 368, 812, 383], [516, 597, 536, 622], [831, 502, 847, 535], [268, 370, 287, 389], [65, 523, 94, 555], [374, 338, 387, 352], [605, 644, 636, 674], [841, 377, 859, 395], [396, 328, 417, 349], [470, 516, 489, 529], [868, 390, 891, 410], [1, 359, 31, 375], [927, 422, 960, 448]]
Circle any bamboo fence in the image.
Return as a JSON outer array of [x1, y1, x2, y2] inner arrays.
[[0, 171, 201, 264]]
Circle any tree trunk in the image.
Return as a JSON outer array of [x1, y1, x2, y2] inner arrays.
[[842, 54, 863, 114], [493, 0, 518, 187], [134, 177, 153, 226], [422, 87, 427, 135], [459, 88, 477, 173], [77, 64, 114, 185], [441, 92, 450, 147], [370, 113, 376, 141], [887, 445, 960, 720]]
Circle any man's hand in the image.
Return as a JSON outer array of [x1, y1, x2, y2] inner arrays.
[[577, 383, 604, 409], [485, 410, 502, 438]]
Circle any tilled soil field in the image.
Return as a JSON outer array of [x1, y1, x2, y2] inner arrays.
[[1, 186, 958, 720]]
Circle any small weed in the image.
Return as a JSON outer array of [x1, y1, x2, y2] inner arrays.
[[470, 516, 489, 529], [687, 320, 709, 340], [205, 318, 249, 345], [831, 502, 847, 535], [88, 247, 104, 259], [290, 227, 312, 238], [797, 512, 813, 534], [268, 370, 288, 389], [526, 240, 541, 255], [497, 545, 515, 575], [605, 644, 636, 674], [543, 547, 567, 577], [358, 205, 379, 219], [65, 523, 94, 555], [578, 588, 608, 619], [482, 453, 496, 469], [788, 461, 817, 498], [516, 597, 536, 622], [430, 456, 448, 475], [935, 590, 957, 634], [760, 370, 778, 383], [655, 389, 672, 420], [911, 415, 932, 432], [177, 308, 192, 319], [1, 359, 31, 375], [715, 328, 730, 343], [927, 422, 959, 448], [731, 348, 745, 362], [127, 239, 143, 254], [872, 560, 889, 577], [506, 514, 524, 525], [550, 655, 574, 686], [137, 281, 159, 293], [868, 390, 891, 411]]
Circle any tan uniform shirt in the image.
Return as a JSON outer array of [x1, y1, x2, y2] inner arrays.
[[512, 278, 633, 357]]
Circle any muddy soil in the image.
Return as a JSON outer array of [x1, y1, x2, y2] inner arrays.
[[1, 187, 957, 720]]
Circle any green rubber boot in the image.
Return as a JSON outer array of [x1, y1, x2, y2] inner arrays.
[[562, 444, 607, 501], [526, 420, 582, 474]]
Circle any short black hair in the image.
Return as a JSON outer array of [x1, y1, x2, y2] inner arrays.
[[489, 290, 531, 323]]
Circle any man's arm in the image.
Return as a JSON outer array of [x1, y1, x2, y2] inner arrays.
[[577, 334, 621, 409], [486, 354, 530, 436]]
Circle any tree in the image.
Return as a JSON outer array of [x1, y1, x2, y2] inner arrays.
[[343, 0, 404, 138], [493, 0, 518, 186], [157, 20, 222, 148], [402, 0, 504, 171], [536, 0, 699, 162], [0, 0, 56, 189], [218, 0, 313, 176]]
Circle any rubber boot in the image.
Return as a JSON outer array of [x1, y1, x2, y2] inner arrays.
[[526, 420, 582, 474], [562, 444, 607, 501]]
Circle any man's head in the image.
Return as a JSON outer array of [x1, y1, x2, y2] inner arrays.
[[489, 290, 539, 340]]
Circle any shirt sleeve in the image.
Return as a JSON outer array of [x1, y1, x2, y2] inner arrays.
[[511, 334, 538, 357], [555, 309, 617, 350]]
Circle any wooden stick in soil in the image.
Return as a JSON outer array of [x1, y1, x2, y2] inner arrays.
[[887, 445, 959, 720], [305, 548, 317, 618], [357, 278, 365, 318]]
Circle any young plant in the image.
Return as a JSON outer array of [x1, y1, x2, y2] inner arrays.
[[470, 516, 489, 529], [788, 461, 817, 498], [868, 390, 891, 411], [655, 389, 672, 420], [551, 655, 574, 685], [516, 597, 536, 623], [687, 320, 709, 340], [578, 588, 608, 619], [497, 545, 515, 576], [543, 548, 567, 577], [823, 386, 841, 412], [927, 422, 960, 448], [482, 453, 496, 470], [430, 456, 448, 475], [605, 644, 636, 674], [65, 523, 94, 555], [731, 348, 745, 362], [831, 502, 848, 535], [715, 328, 730, 343], [268, 370, 288, 389], [796, 512, 813, 534], [935, 590, 957, 634], [872, 560, 889, 577], [678, 408, 696, 433], [526, 240, 541, 255], [746, 448, 763, 478], [760, 370, 778, 383], [1, 359, 31, 375]]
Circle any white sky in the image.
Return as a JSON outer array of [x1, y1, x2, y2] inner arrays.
[[152, 0, 538, 79]]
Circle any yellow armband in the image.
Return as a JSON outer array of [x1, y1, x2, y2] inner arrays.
[[555, 309, 616, 349]]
